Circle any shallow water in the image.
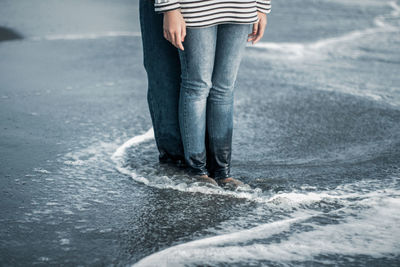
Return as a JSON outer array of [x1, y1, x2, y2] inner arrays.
[[0, 0, 399, 266]]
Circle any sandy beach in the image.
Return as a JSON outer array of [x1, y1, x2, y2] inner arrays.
[[1, 0, 400, 266]]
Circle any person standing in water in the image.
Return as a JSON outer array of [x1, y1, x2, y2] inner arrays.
[[139, 0, 186, 166], [139, 0, 217, 185], [140, 0, 271, 187]]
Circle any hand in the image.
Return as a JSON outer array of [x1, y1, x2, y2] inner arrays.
[[163, 9, 186, 51], [248, 11, 268, 44]]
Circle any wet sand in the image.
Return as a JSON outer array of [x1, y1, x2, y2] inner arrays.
[[1, 0, 400, 266]]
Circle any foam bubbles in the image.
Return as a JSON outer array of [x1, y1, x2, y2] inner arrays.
[[251, 0, 400, 60], [133, 180, 400, 266], [30, 31, 141, 41], [111, 128, 272, 201]]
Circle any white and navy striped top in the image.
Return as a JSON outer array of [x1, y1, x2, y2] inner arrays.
[[154, 0, 271, 28]]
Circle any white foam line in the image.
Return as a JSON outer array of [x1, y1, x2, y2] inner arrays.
[[252, 26, 395, 56], [112, 134, 274, 202], [30, 31, 141, 41], [310, 27, 390, 49], [247, 41, 306, 57], [389, 0, 400, 16], [111, 127, 399, 206], [132, 214, 314, 267], [251, 0, 400, 56], [373, 1, 400, 28], [133, 190, 400, 266], [111, 128, 154, 160], [113, 130, 400, 265], [111, 128, 155, 185], [111, 128, 267, 200]]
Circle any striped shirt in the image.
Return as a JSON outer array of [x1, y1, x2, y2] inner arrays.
[[154, 0, 271, 28]]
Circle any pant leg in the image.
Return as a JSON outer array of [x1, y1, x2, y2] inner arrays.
[[139, 0, 184, 163], [206, 23, 251, 180], [178, 26, 218, 176]]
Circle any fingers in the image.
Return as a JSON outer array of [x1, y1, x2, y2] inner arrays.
[[253, 22, 259, 35], [248, 22, 259, 42], [163, 28, 185, 50], [163, 11, 186, 51], [178, 23, 186, 50], [170, 31, 176, 48], [175, 31, 184, 51], [253, 22, 259, 37], [250, 13, 267, 45], [252, 21, 265, 44]]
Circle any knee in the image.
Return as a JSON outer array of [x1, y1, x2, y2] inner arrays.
[[181, 76, 212, 99], [208, 81, 235, 103]]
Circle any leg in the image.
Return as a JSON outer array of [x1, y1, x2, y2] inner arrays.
[[206, 23, 251, 181], [178, 26, 218, 176], [139, 0, 184, 164]]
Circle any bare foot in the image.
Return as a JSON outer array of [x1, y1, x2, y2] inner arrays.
[[217, 177, 244, 188], [195, 174, 218, 186]]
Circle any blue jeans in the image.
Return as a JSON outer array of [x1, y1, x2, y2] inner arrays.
[[178, 24, 251, 180], [139, 0, 185, 164]]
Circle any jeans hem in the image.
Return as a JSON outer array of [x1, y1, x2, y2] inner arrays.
[[211, 170, 231, 181], [187, 167, 209, 177]]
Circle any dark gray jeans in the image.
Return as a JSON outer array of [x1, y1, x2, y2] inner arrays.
[[139, 0, 185, 164]]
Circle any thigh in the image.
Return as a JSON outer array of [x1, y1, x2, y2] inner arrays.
[[212, 24, 251, 89], [179, 26, 218, 92], [139, 0, 180, 81]]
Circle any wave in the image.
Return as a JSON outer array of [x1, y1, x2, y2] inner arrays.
[[111, 127, 400, 203], [133, 179, 400, 266], [29, 31, 141, 41], [111, 128, 348, 204], [111, 128, 274, 202], [110, 129, 400, 266], [251, 1, 400, 58]]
